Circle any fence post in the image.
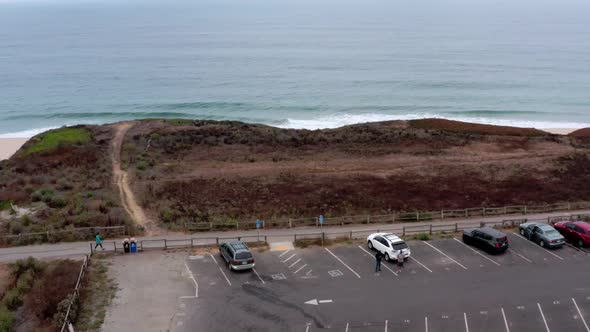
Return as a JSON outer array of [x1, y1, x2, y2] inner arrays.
[[114, 241, 117, 252], [455, 223, 458, 232], [367, 215, 370, 224], [416, 212, 420, 221], [441, 210, 444, 220], [429, 224, 432, 235], [190, 238, 194, 248], [236, 221, 239, 230], [350, 231, 353, 240], [209, 222, 213, 231], [504, 206, 507, 214], [89, 243, 94, 255], [289, 219, 293, 228], [568, 202, 571, 210], [483, 208, 486, 216], [164, 239, 167, 250], [392, 214, 396, 223], [465, 209, 468, 217], [321, 232, 325, 247], [402, 226, 405, 236], [216, 237, 219, 245], [524, 206, 528, 214]]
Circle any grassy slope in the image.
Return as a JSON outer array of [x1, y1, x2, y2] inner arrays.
[[0, 125, 132, 246]]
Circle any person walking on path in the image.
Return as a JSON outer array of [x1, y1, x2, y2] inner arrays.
[[375, 251, 383, 272], [95, 233, 104, 250]]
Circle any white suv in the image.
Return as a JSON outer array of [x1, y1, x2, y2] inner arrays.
[[367, 233, 411, 262]]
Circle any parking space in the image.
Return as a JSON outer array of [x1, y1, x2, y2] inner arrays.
[[409, 240, 467, 272], [182, 234, 590, 332]]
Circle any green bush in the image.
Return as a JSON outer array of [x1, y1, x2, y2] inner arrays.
[[2, 289, 22, 310], [53, 294, 79, 330], [0, 305, 14, 332], [16, 270, 35, 293], [48, 196, 67, 209], [416, 233, 432, 241]]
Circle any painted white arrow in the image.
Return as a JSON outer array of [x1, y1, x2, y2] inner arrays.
[[305, 299, 333, 305]]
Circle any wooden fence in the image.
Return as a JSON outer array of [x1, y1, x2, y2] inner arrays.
[[0, 226, 127, 246], [60, 255, 89, 332], [182, 201, 590, 232]]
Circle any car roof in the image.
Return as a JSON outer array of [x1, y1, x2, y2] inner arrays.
[[478, 227, 506, 237], [573, 221, 590, 230], [381, 233, 404, 243], [227, 241, 250, 252]]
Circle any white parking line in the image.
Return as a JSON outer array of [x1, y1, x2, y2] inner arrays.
[[305, 324, 310, 332], [425, 316, 429, 332], [252, 268, 266, 284], [422, 241, 468, 270], [385, 319, 388, 332], [408, 256, 433, 273], [279, 249, 291, 257], [208, 253, 232, 286], [565, 243, 590, 256], [183, 262, 199, 298], [345, 322, 349, 332], [537, 302, 551, 332], [289, 259, 302, 269], [357, 246, 398, 276], [325, 248, 362, 279], [464, 312, 469, 332], [512, 234, 564, 260], [572, 298, 590, 332], [501, 307, 510, 332], [508, 249, 533, 263], [282, 254, 296, 263], [452, 238, 501, 266], [294, 264, 307, 274]]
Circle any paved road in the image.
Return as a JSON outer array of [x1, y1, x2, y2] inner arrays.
[[181, 233, 590, 332], [0, 209, 588, 262]]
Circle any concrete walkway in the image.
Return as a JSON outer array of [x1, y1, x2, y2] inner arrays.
[[0, 209, 588, 262]]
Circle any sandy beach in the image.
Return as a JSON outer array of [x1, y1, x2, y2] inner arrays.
[[0, 138, 28, 160]]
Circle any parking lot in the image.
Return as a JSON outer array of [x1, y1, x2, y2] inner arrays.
[[176, 231, 590, 331]]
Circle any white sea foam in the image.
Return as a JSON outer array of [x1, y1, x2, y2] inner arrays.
[[0, 126, 60, 138], [276, 113, 589, 130]]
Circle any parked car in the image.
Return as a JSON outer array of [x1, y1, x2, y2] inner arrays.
[[367, 233, 411, 262], [219, 241, 255, 271], [519, 222, 565, 248], [462, 227, 509, 253], [553, 221, 590, 247]]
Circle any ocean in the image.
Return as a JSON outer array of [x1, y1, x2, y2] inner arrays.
[[1, 0, 589, 137]]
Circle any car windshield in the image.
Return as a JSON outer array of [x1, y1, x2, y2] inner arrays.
[[392, 242, 408, 250], [236, 252, 253, 260]]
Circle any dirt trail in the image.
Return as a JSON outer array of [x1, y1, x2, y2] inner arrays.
[[111, 122, 155, 235]]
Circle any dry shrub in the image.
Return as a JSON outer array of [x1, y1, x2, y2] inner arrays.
[[24, 260, 79, 324]]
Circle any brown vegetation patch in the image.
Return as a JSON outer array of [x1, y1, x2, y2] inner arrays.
[[569, 128, 590, 137], [409, 118, 548, 136]]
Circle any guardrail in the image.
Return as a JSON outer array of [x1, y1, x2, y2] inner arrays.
[[0, 225, 128, 246], [91, 213, 590, 254], [60, 254, 89, 332], [182, 201, 590, 232]]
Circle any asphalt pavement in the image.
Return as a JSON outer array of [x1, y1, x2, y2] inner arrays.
[[179, 232, 590, 332]]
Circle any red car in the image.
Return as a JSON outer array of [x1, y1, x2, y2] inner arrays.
[[554, 221, 590, 247]]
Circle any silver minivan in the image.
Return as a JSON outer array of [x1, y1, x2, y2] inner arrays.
[[219, 241, 255, 271]]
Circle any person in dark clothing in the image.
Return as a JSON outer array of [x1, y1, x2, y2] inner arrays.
[[375, 251, 383, 272]]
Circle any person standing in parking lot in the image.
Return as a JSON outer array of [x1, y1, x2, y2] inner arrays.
[[375, 251, 383, 272], [396, 251, 404, 272]]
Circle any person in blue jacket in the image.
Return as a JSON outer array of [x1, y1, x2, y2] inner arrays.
[[95, 232, 104, 250]]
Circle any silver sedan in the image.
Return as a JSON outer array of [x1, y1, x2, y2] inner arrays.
[[519, 222, 565, 248]]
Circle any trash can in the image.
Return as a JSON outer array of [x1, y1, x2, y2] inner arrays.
[[123, 238, 130, 253], [130, 238, 137, 253]]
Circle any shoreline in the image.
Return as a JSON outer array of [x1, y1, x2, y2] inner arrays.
[[0, 126, 582, 161]]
